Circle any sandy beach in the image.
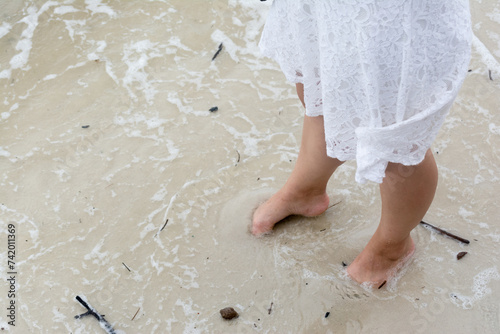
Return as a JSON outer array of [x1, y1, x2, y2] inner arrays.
[[1, 0, 500, 333]]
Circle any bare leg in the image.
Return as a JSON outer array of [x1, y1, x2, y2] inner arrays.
[[347, 149, 438, 286], [251, 83, 344, 235]]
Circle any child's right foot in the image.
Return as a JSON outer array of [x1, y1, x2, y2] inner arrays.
[[346, 237, 416, 288], [251, 188, 330, 236]]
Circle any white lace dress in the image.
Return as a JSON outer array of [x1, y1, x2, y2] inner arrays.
[[259, 0, 471, 183]]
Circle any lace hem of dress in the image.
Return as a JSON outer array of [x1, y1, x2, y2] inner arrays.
[[259, 0, 471, 183]]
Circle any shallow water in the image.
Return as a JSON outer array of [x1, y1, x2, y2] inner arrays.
[[0, 0, 499, 333]]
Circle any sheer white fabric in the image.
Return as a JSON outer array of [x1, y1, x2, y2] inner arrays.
[[259, 0, 471, 183]]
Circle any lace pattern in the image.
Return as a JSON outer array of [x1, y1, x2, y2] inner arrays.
[[259, 0, 471, 183]]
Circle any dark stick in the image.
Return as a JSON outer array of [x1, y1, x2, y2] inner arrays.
[[75, 296, 100, 320], [122, 262, 131, 272], [131, 307, 140, 321], [75, 296, 117, 334], [75, 310, 94, 319], [236, 150, 240, 163], [268, 302, 273, 315], [420, 221, 470, 244], [489, 69, 493, 81], [160, 219, 169, 232], [378, 281, 387, 289], [211, 43, 223, 61], [328, 200, 342, 209]]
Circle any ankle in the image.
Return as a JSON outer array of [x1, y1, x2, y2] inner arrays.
[[368, 236, 414, 262], [282, 182, 327, 200]]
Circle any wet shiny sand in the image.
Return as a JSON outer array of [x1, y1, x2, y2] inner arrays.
[[1, 1, 500, 333]]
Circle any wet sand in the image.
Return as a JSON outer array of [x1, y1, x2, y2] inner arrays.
[[1, 0, 500, 333]]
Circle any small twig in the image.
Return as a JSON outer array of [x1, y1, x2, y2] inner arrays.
[[267, 302, 273, 315], [378, 281, 387, 289], [212, 43, 223, 61], [131, 307, 140, 321], [160, 219, 169, 232], [75, 296, 116, 334], [75, 310, 93, 319], [236, 150, 240, 163], [122, 262, 131, 272], [328, 200, 342, 209], [420, 221, 470, 244], [489, 69, 493, 81], [156, 200, 175, 238], [75, 297, 99, 321], [156, 194, 177, 238]]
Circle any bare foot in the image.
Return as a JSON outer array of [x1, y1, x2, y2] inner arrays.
[[251, 188, 330, 236], [347, 237, 415, 288]]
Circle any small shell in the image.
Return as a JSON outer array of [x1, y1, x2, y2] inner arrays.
[[457, 251, 468, 260]]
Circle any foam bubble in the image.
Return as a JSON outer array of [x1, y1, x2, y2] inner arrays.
[[450, 267, 500, 309], [63, 19, 86, 41], [486, 8, 500, 24], [43, 74, 57, 81], [473, 267, 500, 298], [472, 34, 500, 74], [10, 39, 33, 69], [83, 239, 109, 263], [302, 268, 336, 281], [85, 0, 117, 18], [458, 206, 475, 218], [54, 5, 79, 15], [151, 185, 169, 202], [490, 123, 500, 135], [122, 39, 161, 104], [96, 40, 107, 52], [9, 2, 58, 71], [0, 22, 12, 39], [0, 69, 11, 79], [0, 147, 11, 157]]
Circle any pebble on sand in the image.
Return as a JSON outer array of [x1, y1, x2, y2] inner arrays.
[[220, 307, 239, 320]]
